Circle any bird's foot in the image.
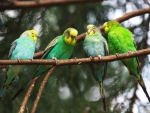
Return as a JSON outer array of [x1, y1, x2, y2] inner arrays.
[[74, 57, 77, 60], [52, 57, 58, 65], [116, 53, 119, 58], [98, 55, 102, 60], [17, 59, 20, 63], [29, 58, 33, 61], [78, 62, 81, 64], [128, 50, 132, 54], [90, 56, 94, 60]]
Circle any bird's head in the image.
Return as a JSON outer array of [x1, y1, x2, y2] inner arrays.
[[86, 24, 100, 36], [103, 20, 121, 34], [20, 30, 38, 43], [63, 28, 78, 45]]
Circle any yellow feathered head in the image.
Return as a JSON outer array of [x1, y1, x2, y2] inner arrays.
[[20, 30, 38, 43], [63, 28, 78, 45], [86, 24, 101, 36], [103, 20, 121, 33]]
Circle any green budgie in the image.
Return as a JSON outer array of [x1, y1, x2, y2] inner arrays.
[[0, 30, 38, 97], [103, 20, 150, 102], [83, 25, 109, 111], [12, 28, 78, 100]]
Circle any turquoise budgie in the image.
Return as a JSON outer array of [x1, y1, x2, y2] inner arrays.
[[83, 25, 109, 111], [103, 20, 150, 102], [0, 30, 38, 97], [12, 28, 78, 100]]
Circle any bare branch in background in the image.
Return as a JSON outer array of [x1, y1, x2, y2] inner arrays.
[[143, 0, 150, 6], [30, 66, 57, 113], [0, 0, 103, 10], [18, 76, 40, 113]]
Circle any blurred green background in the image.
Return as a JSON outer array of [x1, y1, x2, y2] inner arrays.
[[0, 0, 150, 113]]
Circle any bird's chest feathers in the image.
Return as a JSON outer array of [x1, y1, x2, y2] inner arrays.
[[50, 41, 74, 59], [108, 31, 124, 53], [85, 37, 103, 46], [84, 37, 104, 56], [13, 39, 36, 59]]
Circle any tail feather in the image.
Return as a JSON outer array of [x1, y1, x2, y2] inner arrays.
[[0, 87, 7, 97], [12, 66, 46, 100], [137, 79, 150, 103], [98, 82, 106, 111], [102, 97, 106, 111], [141, 86, 150, 102], [11, 78, 33, 101]]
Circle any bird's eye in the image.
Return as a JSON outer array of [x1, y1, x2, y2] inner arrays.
[[71, 36, 75, 39]]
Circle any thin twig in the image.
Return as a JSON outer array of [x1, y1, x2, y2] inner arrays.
[[34, 51, 44, 59], [82, 107, 90, 113], [0, 0, 103, 10], [18, 76, 40, 113], [143, 0, 150, 6], [25, 106, 29, 113], [128, 83, 138, 113], [31, 66, 57, 113]]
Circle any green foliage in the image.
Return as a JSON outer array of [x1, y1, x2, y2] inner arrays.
[[0, 0, 150, 113]]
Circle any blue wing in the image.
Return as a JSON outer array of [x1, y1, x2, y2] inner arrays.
[[8, 40, 17, 59]]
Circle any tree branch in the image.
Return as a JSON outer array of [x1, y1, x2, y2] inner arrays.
[[0, 0, 103, 10], [0, 48, 149, 67], [34, 51, 44, 59], [76, 6, 150, 42], [30, 66, 57, 113], [31, 6, 150, 58], [18, 76, 40, 113]]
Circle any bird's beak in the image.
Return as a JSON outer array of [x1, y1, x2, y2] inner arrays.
[[87, 28, 94, 35], [87, 29, 91, 34], [103, 22, 107, 28]]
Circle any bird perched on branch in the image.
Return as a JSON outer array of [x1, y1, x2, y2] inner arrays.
[[83, 24, 109, 111], [103, 20, 150, 102], [0, 30, 38, 97], [12, 28, 78, 100]]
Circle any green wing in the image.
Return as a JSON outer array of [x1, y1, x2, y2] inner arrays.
[[42, 36, 59, 59], [34, 36, 60, 73]]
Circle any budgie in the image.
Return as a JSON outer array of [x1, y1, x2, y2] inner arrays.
[[12, 28, 78, 100], [83, 24, 109, 111], [103, 20, 150, 102], [0, 30, 38, 97]]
